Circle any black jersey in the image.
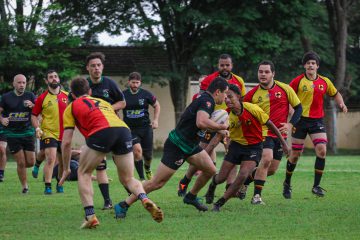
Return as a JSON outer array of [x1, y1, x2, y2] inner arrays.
[[87, 76, 124, 104], [0, 91, 35, 137], [122, 88, 157, 128], [168, 91, 215, 154]]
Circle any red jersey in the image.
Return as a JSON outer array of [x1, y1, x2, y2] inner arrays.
[[244, 81, 300, 137], [63, 96, 128, 138], [32, 90, 68, 141], [228, 102, 269, 145], [290, 74, 337, 118]]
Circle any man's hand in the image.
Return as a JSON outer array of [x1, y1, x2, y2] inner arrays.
[[279, 123, 293, 136], [58, 168, 71, 186], [151, 120, 159, 129], [24, 100, 34, 109], [0, 117, 9, 126], [35, 127, 43, 139], [339, 103, 348, 113]]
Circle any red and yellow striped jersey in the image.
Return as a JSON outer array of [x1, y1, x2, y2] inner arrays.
[[290, 74, 337, 118], [244, 81, 300, 137], [200, 71, 246, 110], [63, 96, 128, 138], [32, 90, 68, 141], [229, 102, 269, 145]]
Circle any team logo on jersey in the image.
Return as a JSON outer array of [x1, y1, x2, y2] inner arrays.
[[8, 112, 29, 121], [62, 98, 67, 103], [302, 85, 308, 92], [206, 101, 212, 108], [275, 92, 282, 98], [319, 84, 324, 91], [103, 89, 109, 98], [175, 159, 184, 166], [138, 99, 145, 105], [246, 119, 252, 125], [257, 96, 263, 103]]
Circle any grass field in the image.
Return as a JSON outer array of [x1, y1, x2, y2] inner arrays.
[[0, 153, 359, 240]]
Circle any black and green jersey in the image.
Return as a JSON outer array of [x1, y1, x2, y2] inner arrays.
[[169, 91, 215, 154], [0, 91, 35, 137]]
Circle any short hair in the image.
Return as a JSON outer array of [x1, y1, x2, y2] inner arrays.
[[207, 77, 229, 93], [219, 53, 232, 62], [46, 69, 57, 79], [86, 52, 105, 65], [302, 51, 320, 65], [229, 84, 241, 95], [129, 72, 141, 81], [70, 76, 90, 97], [258, 60, 275, 72]]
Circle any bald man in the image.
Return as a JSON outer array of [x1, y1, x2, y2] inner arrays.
[[0, 74, 36, 193]]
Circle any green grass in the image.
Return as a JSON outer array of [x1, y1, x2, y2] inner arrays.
[[1, 154, 359, 240]]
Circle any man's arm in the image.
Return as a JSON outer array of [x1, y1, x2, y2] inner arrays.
[[59, 129, 74, 185], [151, 100, 161, 129], [112, 100, 126, 111], [0, 107, 9, 126], [266, 120, 290, 156], [333, 92, 348, 113], [31, 115, 43, 138], [196, 111, 228, 131]]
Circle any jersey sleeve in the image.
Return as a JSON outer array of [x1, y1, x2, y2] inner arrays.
[[109, 80, 125, 103], [198, 96, 214, 116], [323, 77, 338, 97], [243, 86, 257, 103], [63, 103, 75, 129], [200, 75, 213, 91], [278, 82, 301, 107], [32, 92, 45, 116], [245, 103, 269, 125], [146, 90, 157, 106], [233, 74, 246, 97], [289, 74, 303, 93]]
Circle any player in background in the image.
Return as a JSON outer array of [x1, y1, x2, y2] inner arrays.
[[114, 78, 229, 219], [59, 76, 163, 229], [178, 53, 246, 197], [239, 60, 302, 204], [0, 95, 7, 182], [206, 84, 289, 211], [31, 70, 68, 194], [122, 72, 160, 180], [0, 74, 36, 193], [283, 51, 347, 198]]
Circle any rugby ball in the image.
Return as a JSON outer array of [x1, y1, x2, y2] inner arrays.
[[210, 109, 229, 124]]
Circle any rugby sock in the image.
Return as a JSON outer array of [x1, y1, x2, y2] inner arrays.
[[84, 206, 95, 218], [285, 160, 297, 185], [214, 197, 226, 207], [254, 179, 265, 196], [137, 193, 149, 201], [35, 159, 42, 167], [99, 183, 111, 203], [135, 160, 145, 180], [180, 175, 191, 186], [244, 168, 256, 186], [119, 201, 130, 208], [0, 169, 4, 176], [144, 163, 151, 171], [45, 182, 51, 188], [185, 192, 197, 200], [314, 157, 325, 187]]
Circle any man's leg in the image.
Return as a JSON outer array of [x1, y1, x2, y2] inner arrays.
[[32, 149, 45, 178], [13, 150, 28, 192], [133, 143, 145, 180], [213, 161, 257, 211], [0, 141, 7, 182], [310, 132, 327, 197], [43, 147, 57, 194], [142, 127, 154, 180], [95, 157, 112, 209]]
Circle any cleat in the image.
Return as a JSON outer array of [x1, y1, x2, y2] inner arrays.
[[114, 202, 128, 219], [32, 165, 39, 178], [0, 174, 4, 182], [22, 188, 29, 194], [251, 194, 265, 205], [283, 182, 292, 199], [212, 204, 221, 212], [56, 185, 64, 193], [142, 199, 164, 223], [312, 185, 326, 197], [44, 186, 52, 195], [183, 195, 208, 211], [205, 183, 216, 204], [101, 200, 113, 210], [237, 185, 248, 200], [177, 181, 188, 197], [80, 215, 99, 229], [145, 169, 153, 180]]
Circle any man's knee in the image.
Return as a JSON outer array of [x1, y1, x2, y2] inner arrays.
[[133, 144, 142, 160], [315, 144, 327, 158]]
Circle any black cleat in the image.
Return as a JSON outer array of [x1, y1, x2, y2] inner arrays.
[[237, 185, 248, 200], [312, 185, 326, 197], [0, 174, 4, 182], [183, 195, 208, 211], [212, 204, 221, 212], [177, 181, 188, 197], [205, 183, 216, 204], [283, 182, 292, 199], [101, 200, 113, 210]]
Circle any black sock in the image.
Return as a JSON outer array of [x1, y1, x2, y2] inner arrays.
[[211, 174, 218, 186], [135, 160, 145, 180], [314, 156, 325, 187], [180, 175, 191, 185], [45, 182, 51, 188], [185, 192, 196, 200], [99, 183, 111, 203], [35, 160, 42, 167], [84, 206, 95, 218], [214, 197, 226, 207], [119, 201, 130, 208], [244, 168, 256, 186], [144, 163, 151, 171], [0, 169, 4, 176], [254, 179, 265, 196], [285, 160, 297, 185]]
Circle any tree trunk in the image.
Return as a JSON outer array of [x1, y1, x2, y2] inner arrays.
[[325, 98, 337, 154]]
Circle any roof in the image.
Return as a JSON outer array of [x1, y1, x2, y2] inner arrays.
[[69, 46, 169, 76]]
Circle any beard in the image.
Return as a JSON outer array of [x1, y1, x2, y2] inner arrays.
[[48, 82, 60, 89], [219, 71, 230, 79]]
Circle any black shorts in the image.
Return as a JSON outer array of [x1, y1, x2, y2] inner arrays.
[[292, 117, 326, 139], [0, 133, 6, 142], [7, 136, 35, 154], [263, 136, 285, 161], [131, 127, 153, 152], [224, 141, 263, 165], [161, 138, 202, 170], [86, 127, 133, 155], [200, 131, 216, 144], [41, 138, 61, 153]]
